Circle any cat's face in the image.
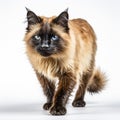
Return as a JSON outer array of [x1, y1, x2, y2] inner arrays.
[[25, 8, 70, 57]]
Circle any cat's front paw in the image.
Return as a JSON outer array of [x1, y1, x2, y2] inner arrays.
[[50, 105, 66, 115], [43, 103, 52, 110], [72, 100, 86, 107]]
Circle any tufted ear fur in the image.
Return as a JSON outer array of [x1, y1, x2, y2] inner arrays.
[[26, 7, 42, 30], [53, 8, 69, 32]]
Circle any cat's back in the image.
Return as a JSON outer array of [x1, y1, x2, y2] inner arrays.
[[68, 18, 97, 73], [69, 18, 96, 42]]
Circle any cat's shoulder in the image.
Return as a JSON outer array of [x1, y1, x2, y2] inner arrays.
[[69, 18, 91, 29]]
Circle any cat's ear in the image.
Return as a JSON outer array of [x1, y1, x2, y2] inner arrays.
[[26, 7, 42, 26], [53, 8, 69, 31]]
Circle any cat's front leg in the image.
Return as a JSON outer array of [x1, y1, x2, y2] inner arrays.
[[50, 72, 76, 115], [36, 71, 55, 110]]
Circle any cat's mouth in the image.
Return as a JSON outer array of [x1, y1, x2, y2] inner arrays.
[[36, 48, 53, 57], [39, 51, 52, 57]]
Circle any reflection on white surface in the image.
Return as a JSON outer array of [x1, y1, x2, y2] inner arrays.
[[0, 101, 120, 120]]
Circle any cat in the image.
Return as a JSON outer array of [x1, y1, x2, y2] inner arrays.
[[24, 8, 106, 115]]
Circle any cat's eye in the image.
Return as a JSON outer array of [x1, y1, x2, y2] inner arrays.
[[34, 35, 41, 40], [51, 35, 59, 41]]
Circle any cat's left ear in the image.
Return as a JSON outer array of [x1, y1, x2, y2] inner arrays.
[[53, 8, 69, 32], [26, 7, 42, 29]]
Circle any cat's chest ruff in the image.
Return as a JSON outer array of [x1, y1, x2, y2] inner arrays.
[[35, 57, 59, 80]]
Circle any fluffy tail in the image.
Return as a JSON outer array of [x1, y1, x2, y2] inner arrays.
[[87, 69, 107, 94]]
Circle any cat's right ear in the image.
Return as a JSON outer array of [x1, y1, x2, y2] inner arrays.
[[26, 7, 42, 28], [52, 8, 69, 32]]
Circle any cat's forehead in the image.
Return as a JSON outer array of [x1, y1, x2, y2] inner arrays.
[[40, 16, 56, 23], [39, 16, 56, 33]]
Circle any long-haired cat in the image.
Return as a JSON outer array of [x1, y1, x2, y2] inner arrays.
[[24, 8, 106, 115]]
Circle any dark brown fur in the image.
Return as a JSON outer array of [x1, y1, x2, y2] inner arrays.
[[24, 8, 107, 115]]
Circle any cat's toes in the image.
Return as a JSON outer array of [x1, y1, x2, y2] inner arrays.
[[50, 105, 66, 115], [43, 103, 52, 110], [72, 100, 86, 107]]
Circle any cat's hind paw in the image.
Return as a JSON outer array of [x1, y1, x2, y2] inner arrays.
[[72, 100, 86, 107]]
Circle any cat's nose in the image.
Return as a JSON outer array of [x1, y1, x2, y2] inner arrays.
[[41, 43, 49, 50], [41, 43, 49, 48], [41, 40, 49, 49]]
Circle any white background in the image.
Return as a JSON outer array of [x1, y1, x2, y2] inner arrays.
[[0, 0, 120, 120]]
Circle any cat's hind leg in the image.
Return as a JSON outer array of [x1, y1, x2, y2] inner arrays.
[[72, 71, 92, 107]]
